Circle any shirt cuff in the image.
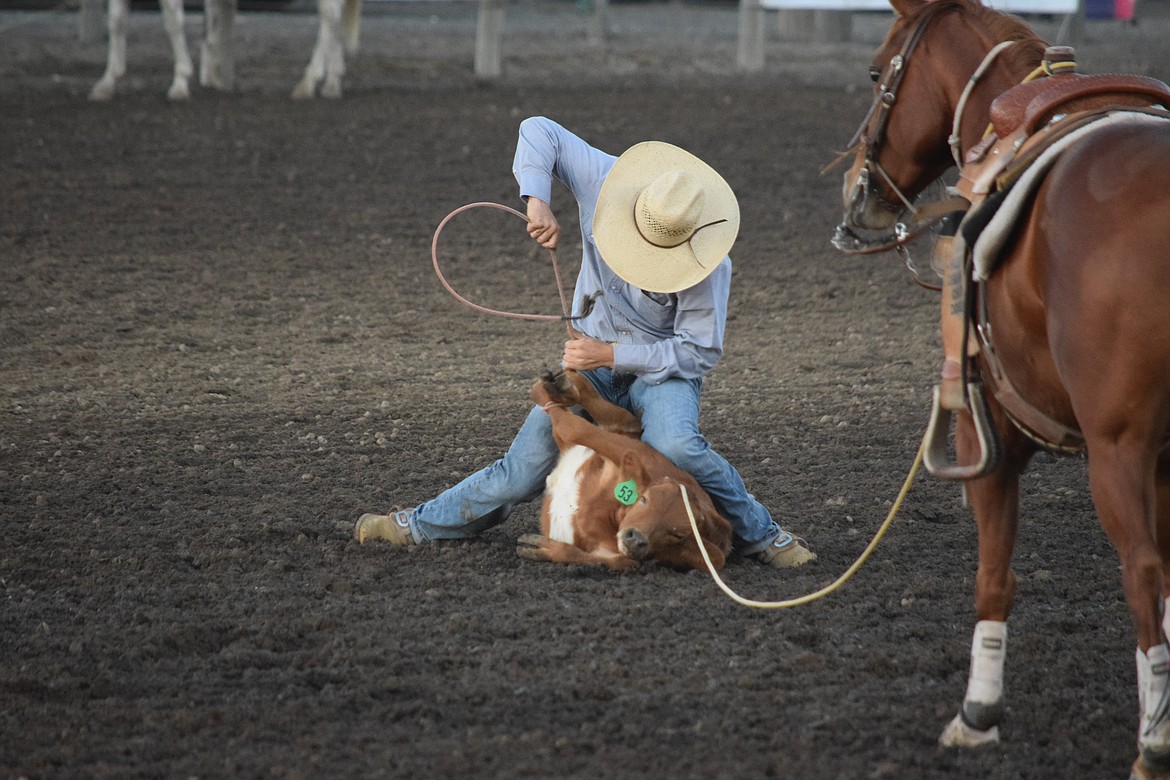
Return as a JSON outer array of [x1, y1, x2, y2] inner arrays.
[[517, 170, 554, 206], [611, 343, 642, 375]]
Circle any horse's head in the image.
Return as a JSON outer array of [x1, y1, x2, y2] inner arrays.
[[833, 0, 1045, 252]]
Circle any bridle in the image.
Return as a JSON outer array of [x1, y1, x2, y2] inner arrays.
[[841, 3, 945, 226], [833, 3, 989, 271]]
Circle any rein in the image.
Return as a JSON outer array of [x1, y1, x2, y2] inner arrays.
[[949, 40, 1017, 166], [843, 3, 943, 214], [431, 201, 582, 340]]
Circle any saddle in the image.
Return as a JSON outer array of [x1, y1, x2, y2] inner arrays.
[[960, 48, 1170, 205], [924, 49, 1170, 477]]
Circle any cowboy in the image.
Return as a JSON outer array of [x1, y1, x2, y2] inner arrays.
[[355, 116, 815, 569]]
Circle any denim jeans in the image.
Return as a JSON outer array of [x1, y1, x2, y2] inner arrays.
[[409, 368, 784, 554]]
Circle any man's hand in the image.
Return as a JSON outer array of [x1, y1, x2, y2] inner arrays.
[[526, 197, 560, 250], [562, 337, 614, 371]]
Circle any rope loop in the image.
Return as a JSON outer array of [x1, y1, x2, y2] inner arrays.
[[431, 201, 578, 339]]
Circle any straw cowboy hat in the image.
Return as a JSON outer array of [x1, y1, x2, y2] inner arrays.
[[594, 141, 740, 294]]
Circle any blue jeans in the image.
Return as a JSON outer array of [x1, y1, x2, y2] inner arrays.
[[409, 368, 784, 554]]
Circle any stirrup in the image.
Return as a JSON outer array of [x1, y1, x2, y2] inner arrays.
[[923, 381, 1001, 480]]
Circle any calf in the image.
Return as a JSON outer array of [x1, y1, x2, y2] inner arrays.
[[517, 370, 732, 571]]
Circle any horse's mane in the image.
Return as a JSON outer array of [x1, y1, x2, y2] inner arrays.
[[897, 0, 1048, 73]]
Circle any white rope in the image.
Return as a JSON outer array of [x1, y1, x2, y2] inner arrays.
[[683, 438, 925, 609]]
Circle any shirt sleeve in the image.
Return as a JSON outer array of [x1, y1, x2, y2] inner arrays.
[[512, 116, 614, 207]]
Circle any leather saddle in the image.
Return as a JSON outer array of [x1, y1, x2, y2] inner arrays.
[[924, 49, 1170, 478]]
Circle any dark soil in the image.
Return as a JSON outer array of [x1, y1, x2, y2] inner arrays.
[[3, 3, 1169, 778]]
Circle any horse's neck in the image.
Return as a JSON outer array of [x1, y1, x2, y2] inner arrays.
[[953, 39, 1046, 159], [945, 25, 1048, 160]]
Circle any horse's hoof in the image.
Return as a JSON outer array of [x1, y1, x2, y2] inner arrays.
[[89, 80, 115, 101], [938, 713, 999, 748], [1131, 755, 1166, 780], [290, 81, 315, 100], [1134, 749, 1170, 780]]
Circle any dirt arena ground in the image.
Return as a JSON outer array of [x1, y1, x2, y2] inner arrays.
[[3, 2, 1170, 778]]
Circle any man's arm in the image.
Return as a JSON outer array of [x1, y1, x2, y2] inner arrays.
[[512, 116, 614, 213]]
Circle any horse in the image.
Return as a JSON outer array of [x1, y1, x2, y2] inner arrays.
[[832, 0, 1170, 776], [88, 0, 361, 101]]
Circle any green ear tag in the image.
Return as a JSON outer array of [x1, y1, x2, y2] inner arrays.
[[614, 479, 638, 506]]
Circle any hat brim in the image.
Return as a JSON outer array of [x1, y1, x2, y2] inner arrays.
[[594, 141, 740, 294]]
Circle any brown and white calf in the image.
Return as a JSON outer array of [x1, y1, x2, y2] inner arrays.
[[517, 370, 732, 572]]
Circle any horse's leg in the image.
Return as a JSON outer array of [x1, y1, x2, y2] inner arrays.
[[89, 0, 128, 101], [159, 0, 194, 100], [1147, 452, 1170, 780], [1158, 450, 1170, 642], [940, 414, 1030, 748], [1085, 437, 1170, 775], [342, 0, 361, 55], [292, 0, 340, 99], [320, 0, 348, 98], [1140, 460, 1170, 780], [199, 0, 236, 91]]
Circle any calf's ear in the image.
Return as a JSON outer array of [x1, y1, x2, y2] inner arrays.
[[617, 451, 649, 490]]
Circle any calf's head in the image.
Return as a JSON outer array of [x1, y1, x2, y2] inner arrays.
[[615, 455, 733, 571]]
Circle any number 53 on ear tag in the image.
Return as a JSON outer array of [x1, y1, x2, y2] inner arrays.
[[614, 479, 638, 506]]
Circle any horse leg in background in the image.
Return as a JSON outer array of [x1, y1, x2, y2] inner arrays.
[[200, 0, 236, 91], [342, 0, 361, 54], [89, 0, 129, 100], [158, 0, 196, 100], [292, 0, 360, 99], [939, 413, 1032, 748], [89, 0, 194, 100]]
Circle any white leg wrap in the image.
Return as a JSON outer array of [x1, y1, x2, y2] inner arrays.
[[1138, 644, 1170, 753], [965, 620, 1007, 711], [940, 621, 1008, 747]]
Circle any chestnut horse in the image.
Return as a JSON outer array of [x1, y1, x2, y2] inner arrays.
[[833, 0, 1170, 776]]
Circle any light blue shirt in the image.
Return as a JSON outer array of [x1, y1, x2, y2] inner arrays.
[[512, 116, 731, 385]]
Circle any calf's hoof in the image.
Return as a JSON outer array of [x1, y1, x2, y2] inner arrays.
[[538, 369, 580, 406], [516, 534, 550, 561]]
